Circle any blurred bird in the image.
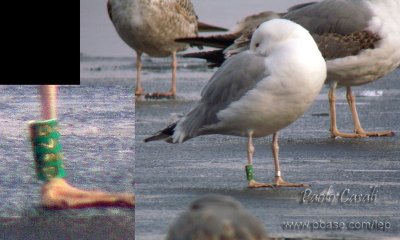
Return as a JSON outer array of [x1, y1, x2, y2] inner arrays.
[[167, 195, 271, 240], [145, 19, 326, 188], [178, 0, 400, 138], [107, 0, 226, 98]]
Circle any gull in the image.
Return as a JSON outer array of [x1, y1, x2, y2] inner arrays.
[[145, 19, 327, 188], [179, 0, 400, 138], [167, 195, 271, 240], [107, 0, 226, 98]]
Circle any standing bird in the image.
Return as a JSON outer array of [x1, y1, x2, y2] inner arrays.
[[179, 0, 400, 138], [107, 0, 226, 98], [167, 195, 271, 240], [145, 19, 327, 188]]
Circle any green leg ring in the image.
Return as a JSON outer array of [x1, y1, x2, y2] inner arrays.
[[29, 118, 66, 181], [245, 164, 254, 181]]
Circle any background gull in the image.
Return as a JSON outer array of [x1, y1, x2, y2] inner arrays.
[[167, 195, 271, 240], [145, 19, 327, 188], [107, 0, 226, 98], [179, 0, 400, 138], [179, 11, 283, 67]]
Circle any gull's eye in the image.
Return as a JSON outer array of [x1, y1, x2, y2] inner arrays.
[[255, 43, 260, 48]]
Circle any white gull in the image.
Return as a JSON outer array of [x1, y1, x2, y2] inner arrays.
[[145, 19, 327, 188]]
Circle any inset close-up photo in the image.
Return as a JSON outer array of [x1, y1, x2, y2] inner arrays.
[[0, 83, 135, 237]]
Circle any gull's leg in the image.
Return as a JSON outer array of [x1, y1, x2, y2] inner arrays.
[[329, 82, 367, 138], [271, 133, 309, 188], [135, 51, 145, 96], [346, 87, 394, 137], [146, 51, 177, 99], [170, 51, 177, 96], [246, 131, 273, 188]]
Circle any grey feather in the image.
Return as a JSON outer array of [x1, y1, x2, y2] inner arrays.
[[284, 0, 372, 35], [177, 51, 269, 139]]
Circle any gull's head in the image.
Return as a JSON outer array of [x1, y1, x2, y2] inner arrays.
[[250, 19, 314, 56]]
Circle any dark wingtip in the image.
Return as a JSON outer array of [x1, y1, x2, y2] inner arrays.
[[107, 0, 113, 21], [144, 134, 166, 143], [144, 122, 177, 143], [197, 21, 228, 32], [183, 50, 224, 68], [175, 34, 236, 49]]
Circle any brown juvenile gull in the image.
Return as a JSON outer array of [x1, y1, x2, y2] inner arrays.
[[145, 19, 326, 188], [107, 0, 226, 98], [167, 195, 271, 240], [178, 0, 400, 138]]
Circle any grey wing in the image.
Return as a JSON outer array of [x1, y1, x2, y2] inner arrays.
[[201, 51, 268, 109], [283, 0, 372, 35], [287, 2, 318, 12], [227, 1, 375, 60], [178, 52, 268, 138], [283, 0, 376, 59]]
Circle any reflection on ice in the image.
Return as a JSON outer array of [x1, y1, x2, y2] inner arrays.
[[356, 90, 383, 97]]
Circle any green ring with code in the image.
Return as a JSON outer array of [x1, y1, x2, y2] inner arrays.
[[245, 164, 254, 181], [29, 119, 66, 181]]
